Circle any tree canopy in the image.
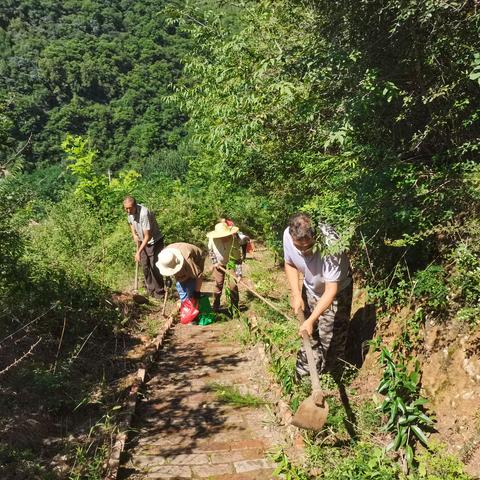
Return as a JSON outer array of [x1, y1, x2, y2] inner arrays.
[[0, 0, 188, 172]]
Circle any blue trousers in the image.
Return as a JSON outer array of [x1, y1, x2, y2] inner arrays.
[[176, 279, 196, 302]]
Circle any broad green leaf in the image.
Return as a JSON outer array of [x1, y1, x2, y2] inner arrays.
[[411, 425, 429, 446]]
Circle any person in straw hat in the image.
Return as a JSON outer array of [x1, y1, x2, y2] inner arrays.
[[220, 217, 251, 261], [156, 242, 206, 304], [207, 221, 243, 314]]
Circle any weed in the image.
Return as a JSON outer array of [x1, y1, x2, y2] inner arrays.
[[143, 314, 161, 339], [449, 240, 480, 327], [322, 441, 401, 479], [209, 383, 268, 408], [69, 443, 108, 480], [456, 306, 480, 327], [355, 399, 383, 433], [318, 371, 341, 391], [269, 448, 310, 480], [303, 437, 344, 473], [269, 351, 297, 398], [416, 441, 472, 479], [375, 344, 435, 467], [367, 263, 410, 310], [289, 377, 311, 412], [249, 266, 277, 296], [395, 308, 425, 354], [324, 397, 349, 436], [337, 361, 360, 386], [68, 410, 117, 480], [413, 265, 448, 311], [223, 313, 252, 345], [304, 438, 403, 479], [0, 443, 57, 479]]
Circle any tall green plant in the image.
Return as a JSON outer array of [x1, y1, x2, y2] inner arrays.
[[63, 134, 140, 214], [169, 0, 480, 316], [376, 345, 434, 467]]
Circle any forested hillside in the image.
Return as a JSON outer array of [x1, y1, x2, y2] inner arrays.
[[1, 0, 479, 478], [0, 0, 187, 171]]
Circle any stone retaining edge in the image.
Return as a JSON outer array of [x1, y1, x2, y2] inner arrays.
[[249, 313, 305, 455], [104, 312, 177, 480]]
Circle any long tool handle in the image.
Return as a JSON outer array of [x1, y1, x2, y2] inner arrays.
[[297, 312, 322, 391], [134, 241, 140, 291], [301, 331, 322, 391], [215, 264, 292, 321], [161, 287, 168, 316], [134, 261, 139, 291]]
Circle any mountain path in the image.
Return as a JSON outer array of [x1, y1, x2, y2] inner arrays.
[[118, 272, 285, 480]]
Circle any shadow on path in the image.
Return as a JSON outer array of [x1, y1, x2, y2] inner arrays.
[[118, 325, 258, 478]]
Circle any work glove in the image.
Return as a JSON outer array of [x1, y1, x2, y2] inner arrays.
[[209, 249, 218, 265]]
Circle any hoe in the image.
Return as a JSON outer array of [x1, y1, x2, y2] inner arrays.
[[291, 312, 329, 431]]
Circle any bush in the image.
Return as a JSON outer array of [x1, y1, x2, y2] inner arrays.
[[416, 442, 473, 480], [449, 236, 480, 326], [413, 265, 448, 311]]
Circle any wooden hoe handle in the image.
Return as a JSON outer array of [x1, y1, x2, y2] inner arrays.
[[297, 311, 322, 391], [215, 264, 292, 321]]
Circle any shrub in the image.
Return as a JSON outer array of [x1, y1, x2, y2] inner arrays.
[[449, 238, 480, 326], [416, 442, 472, 480], [413, 265, 448, 311]]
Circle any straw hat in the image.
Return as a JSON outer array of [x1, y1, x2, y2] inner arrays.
[[207, 222, 239, 239], [156, 247, 184, 276]]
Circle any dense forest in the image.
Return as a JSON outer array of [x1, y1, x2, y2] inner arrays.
[[1, 0, 479, 478]]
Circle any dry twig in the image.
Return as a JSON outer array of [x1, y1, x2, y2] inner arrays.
[[0, 303, 58, 346], [0, 337, 42, 376]]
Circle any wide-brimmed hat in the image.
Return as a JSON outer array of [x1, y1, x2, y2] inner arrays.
[[156, 247, 184, 276], [207, 222, 239, 239]]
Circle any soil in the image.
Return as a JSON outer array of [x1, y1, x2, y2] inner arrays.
[[0, 291, 169, 479]]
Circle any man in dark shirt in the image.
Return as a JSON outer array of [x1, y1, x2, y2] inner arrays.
[[123, 196, 165, 298]]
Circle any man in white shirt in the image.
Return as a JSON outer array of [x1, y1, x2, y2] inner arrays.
[[124, 196, 165, 298], [283, 212, 353, 380]]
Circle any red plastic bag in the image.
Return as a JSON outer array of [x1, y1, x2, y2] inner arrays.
[[180, 298, 199, 324]]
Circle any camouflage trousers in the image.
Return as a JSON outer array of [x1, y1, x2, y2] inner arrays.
[[296, 280, 353, 380]]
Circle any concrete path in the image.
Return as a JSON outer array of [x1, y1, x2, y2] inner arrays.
[[118, 317, 282, 479]]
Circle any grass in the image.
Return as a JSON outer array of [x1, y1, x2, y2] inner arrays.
[[143, 313, 163, 339], [0, 443, 57, 480], [218, 314, 251, 345], [209, 382, 268, 408], [243, 248, 476, 480]]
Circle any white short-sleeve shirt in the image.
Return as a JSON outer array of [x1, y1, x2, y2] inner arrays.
[[127, 204, 162, 245], [283, 225, 351, 298]]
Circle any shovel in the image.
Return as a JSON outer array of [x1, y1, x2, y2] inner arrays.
[[291, 312, 329, 431]]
